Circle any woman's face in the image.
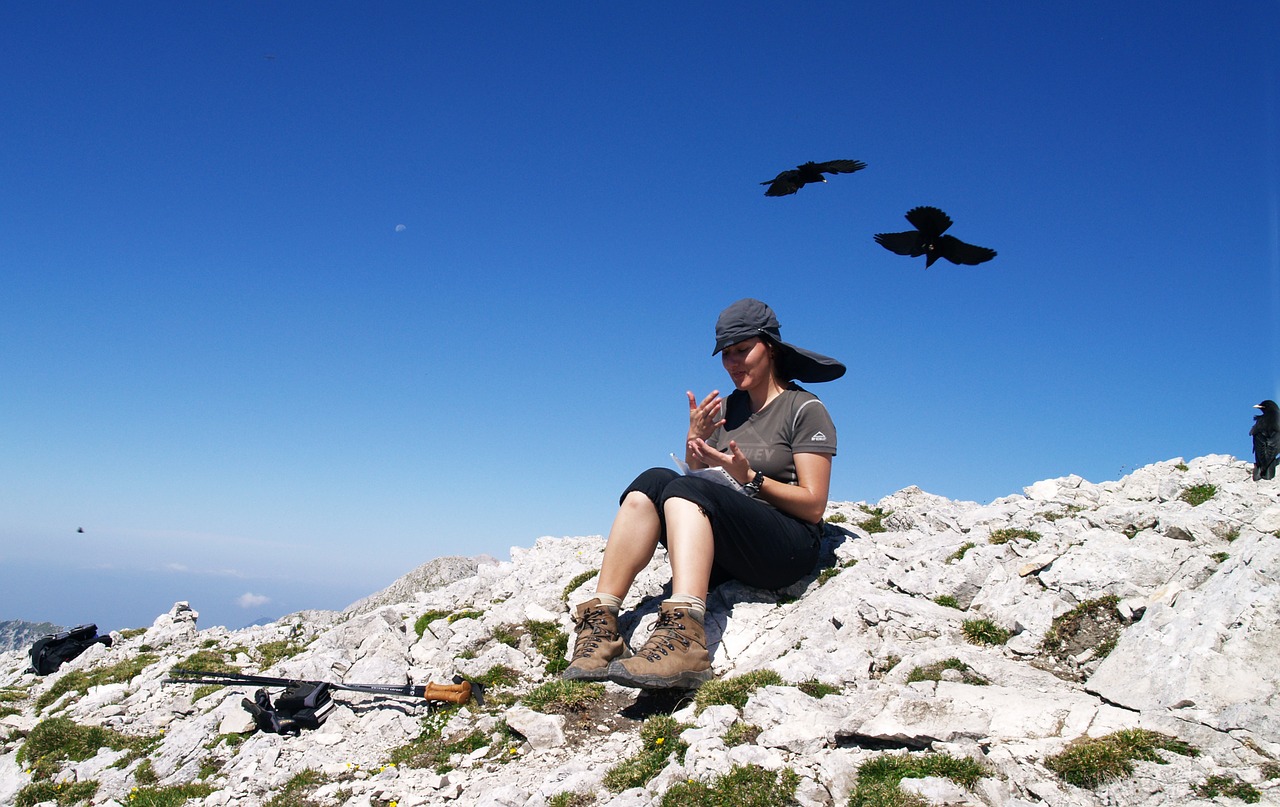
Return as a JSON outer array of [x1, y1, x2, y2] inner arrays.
[[720, 337, 773, 390]]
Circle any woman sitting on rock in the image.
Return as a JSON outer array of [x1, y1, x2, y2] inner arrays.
[[564, 298, 844, 689]]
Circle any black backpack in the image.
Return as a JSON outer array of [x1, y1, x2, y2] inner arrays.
[[28, 624, 114, 675]]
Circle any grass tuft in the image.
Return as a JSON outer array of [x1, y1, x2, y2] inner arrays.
[[256, 638, 308, 669], [693, 669, 783, 714], [602, 715, 689, 792], [858, 506, 890, 534], [659, 764, 800, 806], [1194, 774, 1260, 803], [522, 679, 605, 714], [15, 780, 100, 807], [387, 706, 488, 773], [947, 542, 976, 563], [849, 752, 984, 806], [17, 717, 161, 782], [524, 620, 570, 675], [174, 648, 241, 675], [261, 769, 331, 807], [35, 654, 158, 713], [796, 679, 839, 698], [413, 610, 450, 639], [988, 528, 1041, 544], [1045, 729, 1198, 789], [1179, 484, 1217, 506], [547, 791, 595, 807], [905, 658, 988, 686], [961, 619, 1010, 646], [125, 782, 216, 807], [818, 559, 857, 586], [561, 570, 599, 604], [473, 664, 521, 690], [723, 721, 762, 746]]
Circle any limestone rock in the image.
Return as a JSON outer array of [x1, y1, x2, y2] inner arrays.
[[503, 705, 566, 749], [2, 455, 1277, 807]]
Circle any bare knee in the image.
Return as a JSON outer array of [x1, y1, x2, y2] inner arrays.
[[620, 489, 655, 511], [663, 496, 708, 524]]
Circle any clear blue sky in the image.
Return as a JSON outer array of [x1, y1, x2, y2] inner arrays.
[[3, 3, 1277, 632]]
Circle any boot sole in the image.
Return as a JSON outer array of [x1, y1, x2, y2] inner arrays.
[[605, 662, 714, 690], [561, 665, 612, 682], [561, 646, 632, 683]]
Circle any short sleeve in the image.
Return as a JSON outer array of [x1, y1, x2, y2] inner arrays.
[[791, 397, 837, 456]]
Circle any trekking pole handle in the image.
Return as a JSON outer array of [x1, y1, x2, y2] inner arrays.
[[421, 680, 473, 704]]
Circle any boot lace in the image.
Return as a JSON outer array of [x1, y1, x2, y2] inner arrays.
[[570, 607, 616, 661], [636, 609, 692, 661]]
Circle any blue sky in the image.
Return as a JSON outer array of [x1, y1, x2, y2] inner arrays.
[[2, 3, 1277, 632]]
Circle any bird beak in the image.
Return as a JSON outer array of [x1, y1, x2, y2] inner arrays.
[[1255, 405, 1264, 410]]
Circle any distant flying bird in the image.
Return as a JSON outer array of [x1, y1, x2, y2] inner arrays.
[[1251, 399, 1279, 481], [77, 527, 84, 534], [874, 206, 998, 268], [761, 159, 866, 197]]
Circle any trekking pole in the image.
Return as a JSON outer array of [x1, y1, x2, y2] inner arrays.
[[166, 669, 483, 706]]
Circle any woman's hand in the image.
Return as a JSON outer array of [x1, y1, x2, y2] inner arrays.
[[690, 441, 833, 523], [687, 438, 752, 485], [687, 390, 725, 442]]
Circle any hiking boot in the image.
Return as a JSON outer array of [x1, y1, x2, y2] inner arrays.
[[562, 598, 630, 681], [606, 603, 713, 690]]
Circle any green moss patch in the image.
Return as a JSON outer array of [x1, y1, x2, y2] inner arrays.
[[1045, 729, 1198, 789]]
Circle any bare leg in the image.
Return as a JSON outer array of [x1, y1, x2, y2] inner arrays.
[[663, 498, 714, 602], [604, 496, 715, 690], [595, 491, 663, 600]]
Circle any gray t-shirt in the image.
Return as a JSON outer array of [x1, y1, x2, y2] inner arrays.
[[706, 385, 837, 486]]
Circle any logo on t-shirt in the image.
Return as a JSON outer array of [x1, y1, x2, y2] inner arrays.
[[810, 431, 827, 442]]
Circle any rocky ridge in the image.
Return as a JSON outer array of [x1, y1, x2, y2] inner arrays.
[[0, 454, 1277, 806], [0, 622, 63, 655]]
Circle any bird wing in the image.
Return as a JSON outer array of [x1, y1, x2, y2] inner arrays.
[[1254, 425, 1280, 467], [874, 231, 926, 257], [762, 171, 802, 196], [904, 206, 952, 238], [815, 159, 867, 175], [936, 235, 997, 265]]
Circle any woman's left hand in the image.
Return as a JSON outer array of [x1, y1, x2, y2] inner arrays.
[[688, 438, 753, 485]]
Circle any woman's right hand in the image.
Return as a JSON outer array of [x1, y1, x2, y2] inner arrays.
[[687, 390, 725, 441]]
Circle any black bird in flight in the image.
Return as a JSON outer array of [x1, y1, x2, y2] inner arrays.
[[874, 206, 998, 268], [77, 527, 84, 534], [761, 159, 866, 197], [1251, 399, 1279, 481]]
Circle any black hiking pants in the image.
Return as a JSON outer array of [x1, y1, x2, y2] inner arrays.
[[621, 467, 821, 591]]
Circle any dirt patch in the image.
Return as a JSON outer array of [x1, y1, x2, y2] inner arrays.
[[550, 687, 697, 748], [1032, 596, 1133, 682]]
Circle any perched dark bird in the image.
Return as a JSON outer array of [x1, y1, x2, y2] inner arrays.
[[1251, 399, 1279, 481], [874, 206, 997, 268], [761, 159, 866, 196]]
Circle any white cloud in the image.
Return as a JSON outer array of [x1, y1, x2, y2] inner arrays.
[[236, 592, 270, 609], [165, 563, 188, 572], [395, 223, 407, 232]]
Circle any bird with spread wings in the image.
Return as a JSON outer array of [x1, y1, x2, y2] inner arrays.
[[761, 159, 866, 197], [874, 206, 997, 268]]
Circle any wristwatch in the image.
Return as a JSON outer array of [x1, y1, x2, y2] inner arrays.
[[743, 470, 765, 498]]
